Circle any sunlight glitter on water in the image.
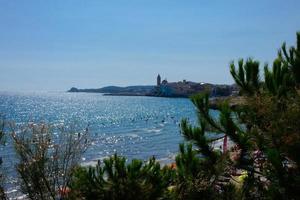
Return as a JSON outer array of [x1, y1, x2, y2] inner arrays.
[[0, 91, 218, 197]]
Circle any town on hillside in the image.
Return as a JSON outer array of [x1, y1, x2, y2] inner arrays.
[[153, 74, 237, 97], [68, 74, 238, 98]]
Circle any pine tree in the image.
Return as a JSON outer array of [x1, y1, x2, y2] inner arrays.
[[69, 154, 174, 200], [278, 32, 300, 86], [176, 33, 300, 199], [230, 58, 260, 95]]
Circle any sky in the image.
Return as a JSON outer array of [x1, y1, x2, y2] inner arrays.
[[0, 0, 300, 91]]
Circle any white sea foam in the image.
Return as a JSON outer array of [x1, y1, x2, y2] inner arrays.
[[81, 160, 98, 167], [146, 128, 162, 133], [81, 156, 110, 167]]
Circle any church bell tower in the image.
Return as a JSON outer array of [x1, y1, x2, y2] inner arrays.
[[157, 74, 161, 86]]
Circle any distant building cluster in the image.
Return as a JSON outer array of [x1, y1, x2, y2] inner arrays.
[[155, 74, 236, 97], [157, 74, 168, 86]]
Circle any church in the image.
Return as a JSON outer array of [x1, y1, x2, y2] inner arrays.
[[157, 74, 168, 86]]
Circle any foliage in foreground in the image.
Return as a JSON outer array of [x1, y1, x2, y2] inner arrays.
[[173, 32, 300, 200], [69, 155, 175, 200], [11, 123, 89, 200]]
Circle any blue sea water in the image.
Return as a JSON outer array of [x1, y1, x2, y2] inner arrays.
[[0, 91, 219, 196]]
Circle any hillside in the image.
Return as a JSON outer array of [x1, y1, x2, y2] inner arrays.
[[68, 82, 237, 98]]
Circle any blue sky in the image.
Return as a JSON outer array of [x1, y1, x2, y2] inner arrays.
[[0, 0, 299, 91]]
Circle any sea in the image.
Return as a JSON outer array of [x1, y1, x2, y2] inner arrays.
[[0, 91, 220, 198]]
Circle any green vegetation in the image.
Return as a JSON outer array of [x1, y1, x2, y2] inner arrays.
[[11, 123, 89, 200], [1, 32, 299, 199], [68, 155, 174, 200], [67, 32, 300, 199]]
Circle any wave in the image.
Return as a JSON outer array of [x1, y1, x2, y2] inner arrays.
[[145, 128, 162, 133]]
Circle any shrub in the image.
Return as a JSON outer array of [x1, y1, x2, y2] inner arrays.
[[69, 154, 175, 200], [11, 123, 89, 200]]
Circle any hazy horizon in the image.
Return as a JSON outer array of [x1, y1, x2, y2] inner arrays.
[[0, 0, 300, 91]]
